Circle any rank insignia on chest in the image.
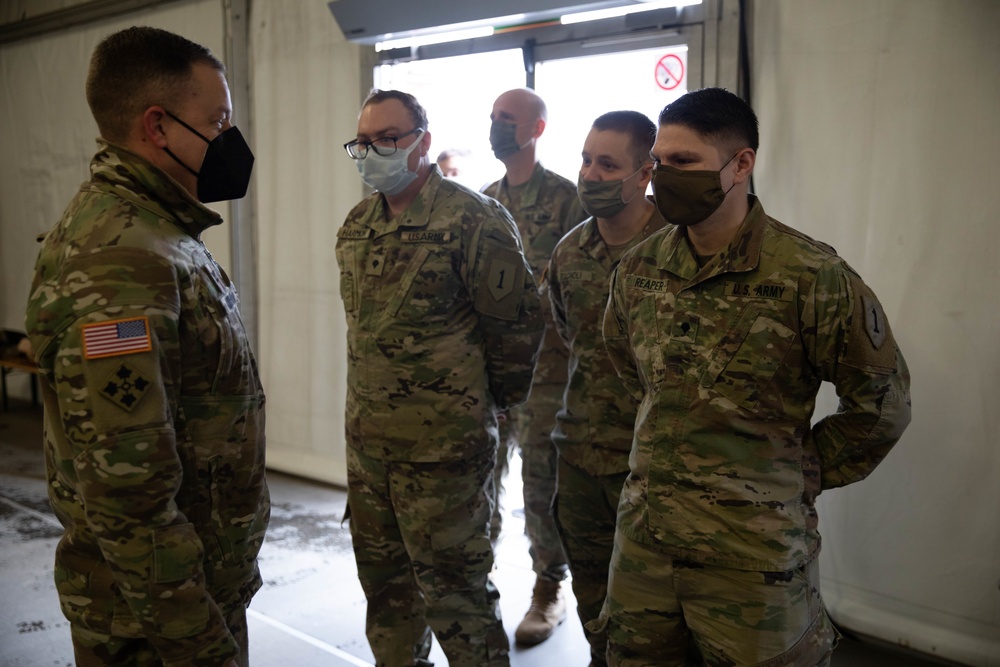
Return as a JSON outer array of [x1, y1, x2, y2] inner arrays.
[[82, 316, 152, 359], [100, 361, 152, 411], [366, 254, 386, 277]]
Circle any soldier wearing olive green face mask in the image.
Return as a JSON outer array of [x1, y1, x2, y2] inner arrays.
[[600, 87, 911, 667], [548, 110, 667, 666]]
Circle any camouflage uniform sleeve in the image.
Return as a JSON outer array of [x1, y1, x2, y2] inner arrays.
[[602, 265, 645, 402], [31, 249, 237, 665], [467, 205, 545, 411], [805, 258, 912, 490], [547, 256, 571, 348]]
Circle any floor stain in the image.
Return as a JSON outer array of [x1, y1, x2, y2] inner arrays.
[[17, 620, 48, 633], [264, 502, 352, 553]]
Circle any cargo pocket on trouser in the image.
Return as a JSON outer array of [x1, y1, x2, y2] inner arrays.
[[751, 560, 840, 667], [753, 607, 839, 667], [150, 522, 210, 639], [423, 459, 508, 664]]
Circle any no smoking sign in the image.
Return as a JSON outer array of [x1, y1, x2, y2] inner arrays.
[[655, 53, 684, 90]]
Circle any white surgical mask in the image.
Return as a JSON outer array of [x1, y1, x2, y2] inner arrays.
[[356, 130, 425, 195]]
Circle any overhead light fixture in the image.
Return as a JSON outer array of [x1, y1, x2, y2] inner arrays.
[[561, 0, 701, 25], [376, 26, 495, 52]]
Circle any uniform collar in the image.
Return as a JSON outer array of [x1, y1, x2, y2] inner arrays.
[[658, 195, 767, 283], [367, 165, 444, 236], [91, 139, 223, 238], [498, 161, 547, 209]]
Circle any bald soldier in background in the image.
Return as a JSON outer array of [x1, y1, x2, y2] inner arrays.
[[484, 87, 585, 646], [25, 27, 267, 667], [338, 89, 544, 667], [600, 87, 912, 665], [547, 110, 666, 666]]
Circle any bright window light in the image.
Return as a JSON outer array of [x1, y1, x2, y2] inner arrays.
[[376, 26, 495, 52], [561, 0, 702, 25]]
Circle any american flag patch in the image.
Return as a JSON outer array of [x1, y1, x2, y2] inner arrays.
[[82, 317, 152, 359]]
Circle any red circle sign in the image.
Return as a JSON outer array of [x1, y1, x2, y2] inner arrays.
[[655, 54, 684, 90]]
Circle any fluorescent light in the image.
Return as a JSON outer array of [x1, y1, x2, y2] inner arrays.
[[376, 26, 495, 52], [561, 0, 701, 25]]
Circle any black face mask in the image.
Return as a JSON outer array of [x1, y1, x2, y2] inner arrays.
[[164, 111, 255, 203]]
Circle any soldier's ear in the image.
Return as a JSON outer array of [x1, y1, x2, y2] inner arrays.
[[732, 148, 755, 184], [533, 118, 546, 140], [142, 107, 170, 148]]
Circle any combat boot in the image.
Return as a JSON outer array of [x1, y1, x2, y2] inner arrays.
[[514, 577, 566, 645]]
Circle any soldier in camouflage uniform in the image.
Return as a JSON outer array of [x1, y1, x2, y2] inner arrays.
[[337, 89, 544, 667], [483, 88, 585, 645], [23, 27, 267, 667], [547, 111, 665, 666], [598, 88, 912, 666]]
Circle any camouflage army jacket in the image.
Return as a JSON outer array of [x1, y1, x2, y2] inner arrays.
[[484, 162, 587, 385], [548, 205, 667, 475], [24, 141, 269, 665], [336, 167, 544, 462], [604, 196, 911, 572]]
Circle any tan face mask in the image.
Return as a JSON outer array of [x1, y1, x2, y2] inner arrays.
[[651, 152, 739, 226]]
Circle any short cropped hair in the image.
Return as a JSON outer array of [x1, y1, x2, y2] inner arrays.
[[658, 87, 759, 155], [592, 110, 656, 168], [363, 89, 429, 132], [86, 26, 224, 144]]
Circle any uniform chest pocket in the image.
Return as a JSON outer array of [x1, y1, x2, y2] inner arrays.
[[198, 267, 254, 394], [388, 246, 460, 321], [335, 239, 366, 313], [701, 305, 796, 412], [633, 296, 667, 389]]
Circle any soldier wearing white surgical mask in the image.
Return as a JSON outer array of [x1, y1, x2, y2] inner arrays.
[[337, 89, 545, 667]]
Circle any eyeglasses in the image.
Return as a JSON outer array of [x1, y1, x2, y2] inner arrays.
[[344, 127, 424, 159]]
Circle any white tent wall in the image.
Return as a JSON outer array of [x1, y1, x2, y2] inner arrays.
[[2, 1, 998, 661], [0, 0, 232, 394], [250, 0, 363, 485], [751, 1, 1000, 664]]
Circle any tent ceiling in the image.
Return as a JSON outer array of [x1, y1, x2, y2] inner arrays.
[[327, 0, 681, 44]]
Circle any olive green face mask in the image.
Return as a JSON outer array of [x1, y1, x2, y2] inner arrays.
[[651, 152, 738, 226], [576, 166, 644, 219]]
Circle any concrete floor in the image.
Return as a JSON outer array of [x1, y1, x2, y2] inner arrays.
[[0, 400, 958, 666]]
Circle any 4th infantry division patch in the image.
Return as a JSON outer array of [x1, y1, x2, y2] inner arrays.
[[100, 362, 152, 411]]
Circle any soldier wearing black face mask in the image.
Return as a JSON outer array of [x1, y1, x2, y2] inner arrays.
[[25, 26, 267, 667], [161, 110, 254, 203]]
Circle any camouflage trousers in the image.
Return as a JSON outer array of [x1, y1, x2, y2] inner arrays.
[[596, 530, 840, 666], [553, 458, 628, 667], [492, 381, 568, 582], [70, 604, 248, 666], [347, 446, 510, 667]]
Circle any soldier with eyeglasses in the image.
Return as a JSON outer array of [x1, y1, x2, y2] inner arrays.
[[336, 89, 545, 667]]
